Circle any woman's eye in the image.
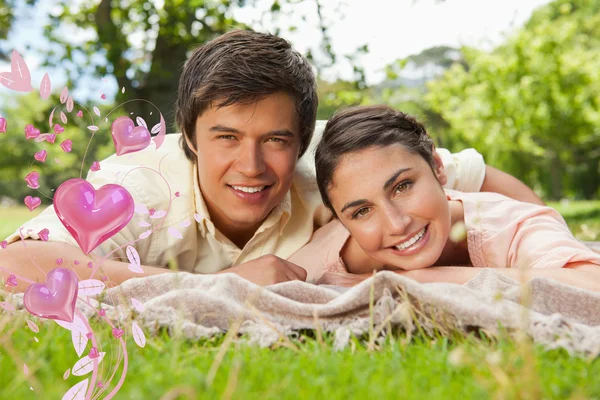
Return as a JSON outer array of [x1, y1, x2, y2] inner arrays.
[[395, 180, 413, 194], [352, 207, 370, 219]]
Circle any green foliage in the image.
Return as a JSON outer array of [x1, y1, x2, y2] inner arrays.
[[0, 93, 116, 202], [425, 0, 600, 199]]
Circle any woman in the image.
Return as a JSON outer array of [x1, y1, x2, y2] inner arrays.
[[289, 105, 600, 291]]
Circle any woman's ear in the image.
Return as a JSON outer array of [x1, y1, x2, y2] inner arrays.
[[432, 147, 448, 186], [183, 132, 198, 157]]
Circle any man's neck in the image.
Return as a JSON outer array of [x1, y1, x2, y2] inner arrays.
[[214, 219, 262, 249]]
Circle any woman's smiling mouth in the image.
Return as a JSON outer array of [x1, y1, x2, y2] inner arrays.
[[388, 224, 430, 256]]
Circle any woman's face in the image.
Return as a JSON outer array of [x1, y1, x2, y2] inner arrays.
[[328, 145, 451, 270]]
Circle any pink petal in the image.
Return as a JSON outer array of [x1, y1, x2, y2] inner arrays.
[[62, 379, 89, 400], [132, 321, 146, 348], [39, 73, 51, 100]]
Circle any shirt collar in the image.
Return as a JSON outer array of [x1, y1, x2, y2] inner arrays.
[[192, 163, 293, 238]]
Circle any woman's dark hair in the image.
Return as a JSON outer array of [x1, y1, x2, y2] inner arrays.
[[176, 29, 318, 161], [315, 105, 435, 213]]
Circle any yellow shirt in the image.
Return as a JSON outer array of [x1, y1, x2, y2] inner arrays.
[[5, 122, 485, 273]]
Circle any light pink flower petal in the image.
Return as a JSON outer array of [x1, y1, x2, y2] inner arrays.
[[63, 368, 71, 380], [0, 301, 15, 311], [150, 210, 167, 219], [60, 87, 69, 104], [72, 352, 105, 376], [71, 328, 88, 357], [194, 213, 202, 223], [139, 230, 152, 240], [23, 363, 29, 375], [131, 297, 145, 313], [61, 378, 88, 400], [87, 125, 98, 132], [60, 111, 67, 124], [138, 221, 151, 227], [55, 319, 72, 331], [126, 246, 140, 266], [168, 227, 183, 239], [40, 73, 51, 100], [27, 320, 40, 333], [179, 219, 191, 228], [93, 106, 100, 117], [77, 279, 105, 296], [150, 123, 161, 134], [66, 96, 74, 112], [153, 112, 166, 149], [134, 203, 149, 215], [136, 116, 147, 129], [128, 263, 144, 274], [132, 321, 146, 348]]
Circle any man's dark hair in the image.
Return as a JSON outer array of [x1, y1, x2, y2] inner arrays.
[[176, 29, 318, 161], [315, 105, 435, 214]]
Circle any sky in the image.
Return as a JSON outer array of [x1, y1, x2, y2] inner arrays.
[[0, 0, 552, 100]]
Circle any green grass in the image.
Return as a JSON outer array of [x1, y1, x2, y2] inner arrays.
[[1, 201, 599, 399], [0, 206, 43, 241]]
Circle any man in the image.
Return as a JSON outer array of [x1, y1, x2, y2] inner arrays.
[[0, 30, 542, 291]]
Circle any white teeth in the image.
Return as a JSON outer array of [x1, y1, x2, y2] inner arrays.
[[395, 227, 427, 251], [231, 185, 266, 193]]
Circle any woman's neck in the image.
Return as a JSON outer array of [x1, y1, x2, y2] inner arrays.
[[434, 199, 471, 266]]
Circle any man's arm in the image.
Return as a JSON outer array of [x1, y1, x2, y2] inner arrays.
[[0, 240, 170, 293], [480, 165, 545, 205]]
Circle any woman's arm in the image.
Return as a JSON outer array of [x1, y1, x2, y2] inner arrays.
[[320, 263, 600, 292], [481, 166, 545, 205]]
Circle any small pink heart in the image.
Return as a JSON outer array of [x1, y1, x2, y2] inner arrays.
[[101, 275, 108, 282], [23, 268, 79, 322], [38, 228, 49, 241], [0, 117, 6, 133], [101, 94, 106, 100], [24, 196, 41, 211], [56, 258, 63, 265], [175, 191, 180, 197], [0, 241, 7, 249], [53, 178, 135, 254], [76, 110, 83, 117], [87, 261, 93, 269], [45, 133, 56, 144], [25, 171, 40, 189], [88, 346, 99, 359], [60, 139, 72, 153], [97, 382, 104, 389], [53, 124, 64, 134], [25, 124, 40, 140], [98, 309, 106, 317], [6, 274, 17, 287], [34, 150, 47, 163], [90, 161, 101, 172], [112, 327, 124, 339], [111, 116, 151, 156], [86, 332, 93, 339]]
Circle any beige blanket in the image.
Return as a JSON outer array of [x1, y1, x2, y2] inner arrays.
[[3, 269, 600, 355]]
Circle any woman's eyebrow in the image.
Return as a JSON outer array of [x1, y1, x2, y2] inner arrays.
[[341, 199, 367, 214], [383, 168, 412, 190]]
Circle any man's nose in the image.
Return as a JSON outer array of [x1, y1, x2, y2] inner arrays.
[[235, 142, 267, 177]]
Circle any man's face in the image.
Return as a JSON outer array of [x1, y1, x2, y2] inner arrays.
[[191, 92, 300, 236]]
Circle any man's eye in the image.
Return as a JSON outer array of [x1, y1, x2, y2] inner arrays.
[[395, 180, 413, 194], [217, 135, 236, 140], [352, 207, 370, 219], [267, 137, 286, 143]]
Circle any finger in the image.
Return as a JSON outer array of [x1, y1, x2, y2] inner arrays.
[[284, 260, 307, 281]]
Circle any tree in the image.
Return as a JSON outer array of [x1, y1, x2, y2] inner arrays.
[[425, 0, 600, 199]]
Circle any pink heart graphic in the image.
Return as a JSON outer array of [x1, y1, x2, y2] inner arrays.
[[53, 178, 135, 254], [112, 327, 124, 339], [98, 308, 106, 317], [45, 133, 56, 144], [0, 50, 33, 92], [34, 150, 47, 162], [56, 258, 63, 265], [23, 268, 79, 322], [111, 116, 151, 156], [0, 117, 6, 133], [0, 240, 7, 249], [60, 139, 72, 153], [86, 332, 93, 339], [24, 196, 41, 211], [6, 274, 17, 287], [25, 171, 40, 189], [25, 124, 40, 139], [38, 228, 49, 241], [76, 110, 83, 117], [53, 124, 64, 134], [90, 161, 101, 172]]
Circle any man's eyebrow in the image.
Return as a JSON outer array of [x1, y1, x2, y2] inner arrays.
[[383, 168, 412, 191], [208, 126, 295, 137], [341, 199, 368, 214], [209, 125, 241, 134]]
